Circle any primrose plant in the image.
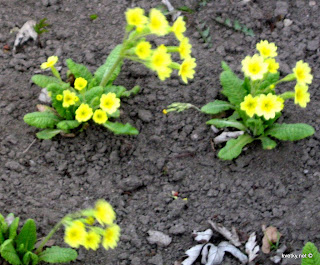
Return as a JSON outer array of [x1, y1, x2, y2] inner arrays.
[[0, 200, 120, 265], [24, 7, 196, 139], [165, 40, 314, 160]]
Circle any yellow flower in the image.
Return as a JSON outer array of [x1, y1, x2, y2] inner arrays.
[[179, 57, 196, 84], [102, 224, 120, 250], [178, 37, 192, 60], [150, 45, 172, 71], [125, 8, 148, 30], [256, 40, 277, 58], [294, 83, 310, 108], [149, 8, 169, 36], [100, 93, 120, 114], [265, 58, 279, 74], [293, 60, 313, 85], [240, 94, 258, 117], [93, 109, 108, 124], [56, 94, 63, 101], [85, 217, 95, 225], [241, 54, 268, 80], [83, 231, 101, 251], [94, 200, 116, 225], [74, 77, 87, 91], [64, 221, 86, 248], [135, 41, 152, 60], [41, 56, 58, 69], [62, 90, 77, 108], [256, 93, 284, 120], [163, 109, 168, 114], [157, 66, 172, 81], [75, 104, 93, 122], [171, 16, 186, 41]]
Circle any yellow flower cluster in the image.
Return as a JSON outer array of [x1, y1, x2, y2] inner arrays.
[[292, 61, 312, 108], [125, 7, 196, 83], [241, 93, 284, 120], [64, 200, 120, 251]]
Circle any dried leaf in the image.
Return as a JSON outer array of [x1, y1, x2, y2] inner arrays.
[[208, 220, 241, 246], [182, 244, 203, 265], [39, 88, 51, 103], [36, 104, 53, 112], [192, 229, 213, 243], [217, 241, 248, 264], [245, 232, 259, 262], [13, 20, 37, 53], [262, 226, 281, 254], [214, 131, 244, 144]]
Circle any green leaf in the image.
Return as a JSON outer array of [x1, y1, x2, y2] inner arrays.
[[24, 112, 60, 129], [103, 121, 139, 135], [94, 45, 123, 85], [218, 134, 254, 160], [220, 68, 247, 106], [246, 118, 264, 136], [259, 72, 280, 90], [15, 219, 37, 254], [259, 136, 277, 150], [0, 239, 22, 265], [9, 217, 19, 240], [84, 86, 103, 103], [107, 110, 120, 118], [56, 120, 80, 130], [201, 100, 234, 115], [39, 246, 77, 263], [36, 129, 62, 140], [221, 61, 231, 71], [0, 213, 8, 235], [22, 251, 39, 265], [104, 85, 127, 98], [66, 59, 93, 82], [228, 111, 240, 120], [302, 242, 320, 265], [206, 119, 247, 131], [31, 75, 62, 88], [121, 85, 140, 98], [0, 230, 4, 245], [266, 123, 315, 141]]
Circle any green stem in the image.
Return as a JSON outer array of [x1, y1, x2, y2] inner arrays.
[[51, 66, 61, 80], [280, 91, 295, 100], [99, 55, 124, 87], [35, 218, 66, 254]]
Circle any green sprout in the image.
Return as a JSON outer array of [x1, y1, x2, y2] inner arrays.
[[33, 18, 50, 48]]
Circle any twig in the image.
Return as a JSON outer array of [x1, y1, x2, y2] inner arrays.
[[22, 139, 37, 154]]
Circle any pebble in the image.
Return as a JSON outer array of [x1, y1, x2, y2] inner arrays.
[[118, 176, 143, 191], [169, 223, 186, 235], [283, 19, 293, 27], [147, 230, 172, 247], [138, 109, 152, 123], [5, 161, 23, 172], [148, 254, 163, 265]]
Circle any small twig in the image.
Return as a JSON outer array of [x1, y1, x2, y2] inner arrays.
[[22, 139, 37, 154]]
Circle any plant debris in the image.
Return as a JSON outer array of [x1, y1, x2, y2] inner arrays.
[[13, 20, 37, 53], [208, 220, 241, 246], [261, 225, 282, 254], [245, 232, 259, 262]]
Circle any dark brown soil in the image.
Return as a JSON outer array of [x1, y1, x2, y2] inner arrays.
[[0, 0, 319, 264]]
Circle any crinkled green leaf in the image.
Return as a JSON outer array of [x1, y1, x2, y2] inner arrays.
[[246, 118, 264, 136], [24, 112, 60, 129], [301, 242, 320, 265], [0, 239, 22, 265], [221, 61, 231, 71], [95, 45, 123, 86], [31, 75, 62, 88], [266, 123, 315, 141], [66, 59, 93, 82], [103, 121, 139, 135], [220, 68, 247, 106], [104, 85, 127, 98], [84, 86, 103, 104], [206, 119, 247, 131], [15, 219, 37, 254], [259, 72, 280, 90], [36, 129, 62, 140], [0, 213, 8, 235], [218, 134, 254, 160], [201, 100, 234, 115], [22, 251, 39, 265], [259, 136, 277, 150], [56, 120, 80, 130], [38, 246, 77, 263], [9, 217, 19, 240], [0, 230, 4, 245]]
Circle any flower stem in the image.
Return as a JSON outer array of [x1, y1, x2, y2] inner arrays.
[[99, 55, 124, 87], [51, 66, 61, 81]]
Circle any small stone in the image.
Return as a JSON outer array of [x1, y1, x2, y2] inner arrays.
[[309, 1, 316, 6], [147, 230, 172, 247], [274, 1, 289, 17], [41, 0, 50, 6], [283, 19, 293, 27], [118, 176, 143, 191], [138, 109, 152, 123], [5, 161, 23, 172], [169, 224, 186, 235]]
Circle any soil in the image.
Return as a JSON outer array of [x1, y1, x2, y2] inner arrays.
[[0, 0, 319, 264]]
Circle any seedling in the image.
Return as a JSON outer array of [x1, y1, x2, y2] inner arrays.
[[165, 40, 314, 160], [89, 14, 98, 21], [24, 8, 196, 139], [33, 18, 49, 48], [214, 16, 255, 37]]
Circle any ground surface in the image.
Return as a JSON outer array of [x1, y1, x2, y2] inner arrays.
[[0, 0, 319, 264]]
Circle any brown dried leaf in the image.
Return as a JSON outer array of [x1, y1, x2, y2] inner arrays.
[[261, 226, 282, 254]]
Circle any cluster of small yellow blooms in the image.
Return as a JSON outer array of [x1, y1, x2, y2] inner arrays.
[[125, 7, 196, 83], [64, 200, 120, 251], [41, 56, 121, 124], [240, 40, 313, 120]]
